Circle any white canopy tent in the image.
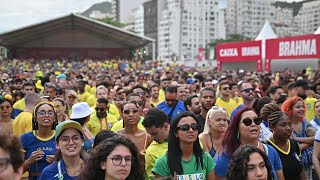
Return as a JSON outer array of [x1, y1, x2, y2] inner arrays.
[[315, 26, 320, 34], [255, 20, 277, 71]]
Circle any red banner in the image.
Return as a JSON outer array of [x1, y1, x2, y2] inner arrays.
[[198, 48, 204, 62], [216, 40, 262, 72], [265, 34, 320, 72], [266, 34, 320, 60]]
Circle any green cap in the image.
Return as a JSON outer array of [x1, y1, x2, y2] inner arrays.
[[55, 120, 82, 141]]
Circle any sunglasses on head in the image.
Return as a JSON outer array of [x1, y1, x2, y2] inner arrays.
[[241, 88, 254, 93], [241, 117, 262, 126], [177, 123, 199, 131], [95, 107, 106, 112], [123, 109, 139, 115]]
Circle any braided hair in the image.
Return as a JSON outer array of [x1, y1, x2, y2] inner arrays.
[[260, 103, 288, 128]]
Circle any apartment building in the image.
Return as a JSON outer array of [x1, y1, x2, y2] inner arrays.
[[158, 0, 223, 62], [226, 0, 276, 39], [295, 0, 320, 34]]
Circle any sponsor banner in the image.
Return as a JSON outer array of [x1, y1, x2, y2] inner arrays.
[[266, 34, 320, 60], [216, 40, 262, 72], [216, 40, 262, 62], [265, 34, 320, 72], [198, 48, 204, 62]]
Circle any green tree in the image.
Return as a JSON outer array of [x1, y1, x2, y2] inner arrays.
[[208, 34, 249, 47], [94, 17, 127, 28]]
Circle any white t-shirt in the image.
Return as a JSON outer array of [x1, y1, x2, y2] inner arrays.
[[260, 121, 273, 142]]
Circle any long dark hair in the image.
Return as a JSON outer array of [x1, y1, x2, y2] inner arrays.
[[226, 145, 273, 180], [222, 107, 256, 156], [168, 112, 204, 176], [79, 136, 144, 180]]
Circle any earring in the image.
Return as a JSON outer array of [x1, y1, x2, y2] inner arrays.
[[237, 131, 240, 140]]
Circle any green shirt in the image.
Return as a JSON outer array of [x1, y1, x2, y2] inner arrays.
[[152, 152, 215, 180]]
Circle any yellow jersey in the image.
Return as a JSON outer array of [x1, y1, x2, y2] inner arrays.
[[87, 112, 119, 137]]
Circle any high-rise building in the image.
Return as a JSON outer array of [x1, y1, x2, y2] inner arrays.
[[111, 0, 145, 23], [226, 0, 276, 39], [157, 0, 224, 62], [132, 6, 144, 36], [143, 0, 167, 58], [295, 0, 320, 34]]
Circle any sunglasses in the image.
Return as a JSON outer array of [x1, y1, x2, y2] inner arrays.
[[177, 123, 199, 131], [241, 88, 254, 93], [241, 117, 262, 126], [95, 107, 106, 112], [123, 109, 139, 115], [117, 91, 125, 95], [222, 87, 231, 91]]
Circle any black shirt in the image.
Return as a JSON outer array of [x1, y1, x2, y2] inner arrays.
[[267, 138, 303, 180], [195, 114, 206, 133]]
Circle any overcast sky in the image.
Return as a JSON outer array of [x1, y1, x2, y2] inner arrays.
[[0, 0, 306, 33]]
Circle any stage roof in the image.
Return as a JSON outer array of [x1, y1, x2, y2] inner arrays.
[[0, 13, 154, 48]]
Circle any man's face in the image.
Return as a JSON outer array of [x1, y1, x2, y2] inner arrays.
[[177, 86, 186, 101], [150, 87, 159, 99], [117, 89, 126, 100], [204, 81, 213, 88], [295, 87, 307, 99], [95, 102, 107, 118], [145, 124, 169, 144], [77, 82, 85, 91], [200, 90, 216, 111], [190, 97, 201, 114], [161, 80, 170, 90], [165, 92, 177, 106], [96, 89, 108, 99], [44, 87, 56, 100], [23, 86, 35, 95], [220, 84, 230, 98], [240, 83, 255, 101], [58, 79, 68, 89], [273, 88, 284, 101], [14, 82, 23, 90]]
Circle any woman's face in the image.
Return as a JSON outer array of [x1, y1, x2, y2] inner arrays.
[[239, 110, 260, 141], [36, 104, 55, 128], [176, 116, 199, 144], [96, 89, 108, 99], [0, 101, 12, 117], [315, 101, 320, 116], [292, 100, 305, 119], [246, 152, 268, 180], [101, 145, 132, 180], [56, 128, 84, 157], [53, 100, 65, 116], [209, 112, 228, 133], [122, 103, 140, 126], [271, 115, 292, 140]]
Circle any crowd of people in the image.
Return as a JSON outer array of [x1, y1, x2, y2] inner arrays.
[[0, 58, 320, 180]]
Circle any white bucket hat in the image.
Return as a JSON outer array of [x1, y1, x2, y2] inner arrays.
[[70, 102, 94, 119]]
